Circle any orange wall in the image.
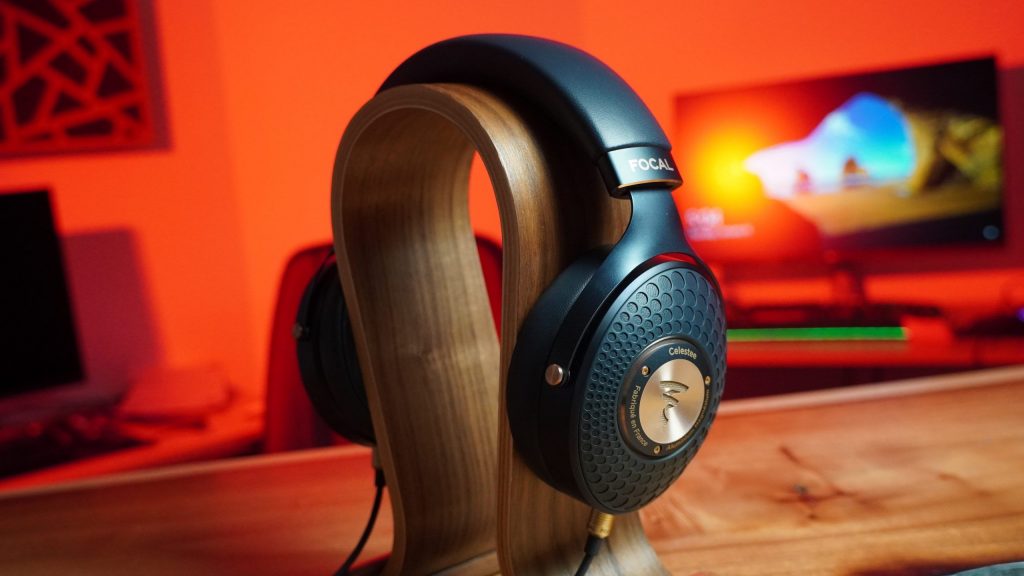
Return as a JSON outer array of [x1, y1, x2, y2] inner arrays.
[[6, 1, 1022, 401], [4, 2, 255, 396], [578, 0, 1024, 128], [208, 0, 584, 397]]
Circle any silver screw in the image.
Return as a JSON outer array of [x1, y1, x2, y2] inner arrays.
[[641, 365, 650, 377], [704, 376, 711, 385], [545, 364, 565, 386]]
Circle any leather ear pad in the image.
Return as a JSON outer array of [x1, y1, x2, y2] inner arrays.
[[507, 247, 610, 493], [295, 258, 375, 446]]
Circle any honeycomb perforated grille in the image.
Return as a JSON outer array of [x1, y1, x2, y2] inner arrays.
[[578, 265, 726, 513]]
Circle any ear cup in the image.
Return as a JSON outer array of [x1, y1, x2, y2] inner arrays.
[[509, 255, 726, 514], [570, 261, 725, 513], [295, 256, 376, 446]]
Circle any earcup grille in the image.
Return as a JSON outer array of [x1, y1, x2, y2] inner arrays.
[[578, 266, 726, 513]]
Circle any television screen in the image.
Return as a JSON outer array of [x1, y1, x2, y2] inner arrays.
[[674, 57, 1003, 263], [0, 190, 84, 396]]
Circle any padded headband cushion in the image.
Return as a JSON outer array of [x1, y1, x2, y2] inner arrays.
[[379, 34, 680, 193]]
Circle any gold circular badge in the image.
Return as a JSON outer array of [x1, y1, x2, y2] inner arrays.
[[638, 358, 706, 445], [618, 338, 710, 458]]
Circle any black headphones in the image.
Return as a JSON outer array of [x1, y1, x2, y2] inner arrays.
[[296, 34, 726, 517]]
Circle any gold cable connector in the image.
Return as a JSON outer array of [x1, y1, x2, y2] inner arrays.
[[587, 509, 615, 539], [575, 510, 616, 575]]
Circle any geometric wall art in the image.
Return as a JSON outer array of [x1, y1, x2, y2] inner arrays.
[[0, 0, 165, 158]]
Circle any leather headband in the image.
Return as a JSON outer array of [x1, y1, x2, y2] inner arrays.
[[380, 34, 682, 195]]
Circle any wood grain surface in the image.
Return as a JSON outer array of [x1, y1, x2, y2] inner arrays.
[[1, 367, 1022, 575], [330, 83, 658, 574], [651, 365, 1024, 575]]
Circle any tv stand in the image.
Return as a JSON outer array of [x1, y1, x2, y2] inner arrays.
[[728, 259, 943, 332], [728, 301, 943, 331]]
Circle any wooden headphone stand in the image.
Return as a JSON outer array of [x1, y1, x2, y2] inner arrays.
[[332, 84, 668, 576]]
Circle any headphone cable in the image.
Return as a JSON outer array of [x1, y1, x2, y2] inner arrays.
[[575, 510, 615, 576], [334, 456, 386, 576]]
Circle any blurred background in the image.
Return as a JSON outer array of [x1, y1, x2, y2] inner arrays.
[[1, 0, 1022, 490]]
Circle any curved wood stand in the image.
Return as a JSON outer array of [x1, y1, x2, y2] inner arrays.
[[332, 84, 668, 575]]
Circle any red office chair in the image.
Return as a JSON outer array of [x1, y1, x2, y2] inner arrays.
[[263, 237, 502, 453]]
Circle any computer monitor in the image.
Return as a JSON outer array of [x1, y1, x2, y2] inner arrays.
[[0, 190, 84, 396], [674, 57, 1004, 265]]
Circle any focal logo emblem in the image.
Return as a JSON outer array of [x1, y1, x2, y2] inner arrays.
[[659, 380, 688, 424], [618, 338, 711, 458]]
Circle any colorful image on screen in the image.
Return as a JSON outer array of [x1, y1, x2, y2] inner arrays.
[[674, 57, 1003, 262]]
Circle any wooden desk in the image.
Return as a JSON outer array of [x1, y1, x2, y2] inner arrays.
[[724, 337, 1024, 400], [1, 367, 1022, 575]]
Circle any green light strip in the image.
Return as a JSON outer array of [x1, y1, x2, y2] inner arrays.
[[727, 326, 908, 342]]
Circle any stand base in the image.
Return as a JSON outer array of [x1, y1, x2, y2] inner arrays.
[[351, 552, 500, 576]]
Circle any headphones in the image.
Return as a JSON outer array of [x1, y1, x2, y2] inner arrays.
[[296, 34, 726, 517]]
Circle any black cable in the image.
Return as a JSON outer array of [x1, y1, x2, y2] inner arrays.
[[334, 468, 386, 576], [574, 533, 607, 576]]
